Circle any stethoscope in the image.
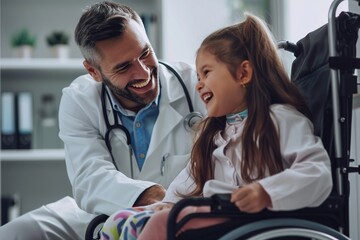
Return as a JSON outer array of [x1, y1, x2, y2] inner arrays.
[[101, 61, 203, 177]]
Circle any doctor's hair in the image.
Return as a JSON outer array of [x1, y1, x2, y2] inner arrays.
[[75, 1, 144, 67], [188, 13, 310, 196]]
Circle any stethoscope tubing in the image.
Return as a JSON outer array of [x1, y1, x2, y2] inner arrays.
[[101, 61, 201, 178], [158, 61, 194, 112], [101, 83, 133, 174]]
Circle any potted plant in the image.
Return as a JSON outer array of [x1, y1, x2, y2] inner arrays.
[[46, 31, 70, 59], [11, 28, 36, 58]]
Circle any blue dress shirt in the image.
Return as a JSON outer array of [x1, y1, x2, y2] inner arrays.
[[106, 86, 160, 171]]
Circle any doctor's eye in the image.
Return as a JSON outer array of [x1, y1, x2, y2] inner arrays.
[[116, 63, 131, 73], [140, 48, 152, 59]]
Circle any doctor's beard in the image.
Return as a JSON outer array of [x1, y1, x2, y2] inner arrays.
[[102, 69, 159, 106]]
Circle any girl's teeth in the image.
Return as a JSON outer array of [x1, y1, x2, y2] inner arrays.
[[203, 93, 213, 102]]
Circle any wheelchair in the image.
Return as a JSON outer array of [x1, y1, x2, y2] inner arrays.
[[86, 0, 360, 239]]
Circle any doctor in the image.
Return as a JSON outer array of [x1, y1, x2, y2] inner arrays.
[[0, 1, 205, 239]]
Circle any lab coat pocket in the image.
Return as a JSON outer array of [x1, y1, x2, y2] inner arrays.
[[161, 153, 190, 188]]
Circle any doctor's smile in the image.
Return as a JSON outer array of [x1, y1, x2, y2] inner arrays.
[[127, 71, 157, 95], [129, 77, 152, 89]]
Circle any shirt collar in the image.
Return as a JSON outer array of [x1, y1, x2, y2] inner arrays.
[[226, 109, 248, 124]]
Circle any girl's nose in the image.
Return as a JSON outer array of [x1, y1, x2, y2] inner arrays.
[[196, 80, 203, 92]]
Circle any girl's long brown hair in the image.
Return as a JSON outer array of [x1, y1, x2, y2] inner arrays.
[[188, 14, 310, 196]]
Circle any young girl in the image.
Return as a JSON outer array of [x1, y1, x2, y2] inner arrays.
[[100, 13, 332, 240]]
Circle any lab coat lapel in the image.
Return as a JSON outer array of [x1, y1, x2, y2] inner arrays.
[[148, 104, 182, 153], [146, 75, 184, 157]]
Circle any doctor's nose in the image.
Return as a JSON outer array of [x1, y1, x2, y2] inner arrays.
[[132, 59, 150, 79]]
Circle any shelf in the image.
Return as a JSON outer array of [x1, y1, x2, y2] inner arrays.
[[0, 58, 84, 70], [0, 149, 65, 161]]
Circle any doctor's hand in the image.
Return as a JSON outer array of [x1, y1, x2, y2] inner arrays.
[[152, 202, 174, 212], [133, 185, 166, 207], [230, 182, 271, 213]]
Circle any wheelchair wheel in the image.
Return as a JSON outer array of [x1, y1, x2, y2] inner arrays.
[[84, 214, 109, 240], [218, 218, 349, 240], [248, 228, 341, 240]]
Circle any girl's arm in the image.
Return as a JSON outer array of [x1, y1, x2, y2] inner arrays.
[[258, 104, 332, 211]]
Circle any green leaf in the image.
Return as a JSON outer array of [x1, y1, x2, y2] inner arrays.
[[11, 29, 36, 47], [46, 31, 69, 46]]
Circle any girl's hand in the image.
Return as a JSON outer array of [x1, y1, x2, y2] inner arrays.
[[230, 182, 271, 213]]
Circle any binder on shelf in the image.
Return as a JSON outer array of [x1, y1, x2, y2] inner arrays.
[[17, 91, 33, 149], [1, 92, 17, 149], [1, 195, 20, 225], [38, 93, 61, 149]]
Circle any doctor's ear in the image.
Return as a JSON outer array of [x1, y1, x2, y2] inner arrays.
[[83, 60, 102, 82], [236, 60, 253, 86]]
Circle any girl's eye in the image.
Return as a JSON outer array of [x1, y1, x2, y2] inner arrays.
[[196, 69, 209, 81]]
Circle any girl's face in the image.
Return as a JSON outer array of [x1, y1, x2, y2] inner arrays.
[[195, 49, 249, 117]]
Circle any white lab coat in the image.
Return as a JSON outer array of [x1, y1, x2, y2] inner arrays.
[[164, 104, 332, 211], [58, 61, 206, 216]]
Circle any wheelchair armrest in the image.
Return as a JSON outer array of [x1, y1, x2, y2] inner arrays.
[[210, 193, 344, 215], [210, 193, 239, 213]]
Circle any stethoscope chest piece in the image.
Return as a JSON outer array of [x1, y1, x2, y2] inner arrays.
[[184, 112, 203, 132]]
